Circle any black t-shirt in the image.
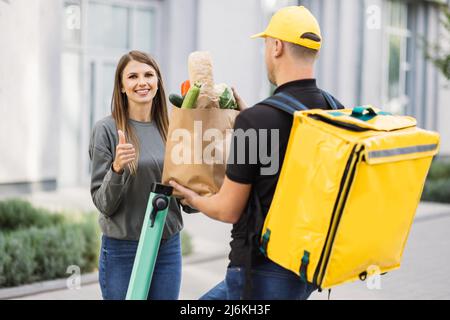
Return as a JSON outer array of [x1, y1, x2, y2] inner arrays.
[[225, 79, 344, 267]]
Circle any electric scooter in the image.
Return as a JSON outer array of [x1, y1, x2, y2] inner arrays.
[[126, 183, 173, 300]]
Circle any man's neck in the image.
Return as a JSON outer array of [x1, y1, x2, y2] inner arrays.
[[275, 63, 315, 87]]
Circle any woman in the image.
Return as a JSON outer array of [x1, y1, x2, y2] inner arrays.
[[89, 51, 183, 300]]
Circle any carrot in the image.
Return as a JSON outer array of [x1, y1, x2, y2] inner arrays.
[[181, 80, 191, 97]]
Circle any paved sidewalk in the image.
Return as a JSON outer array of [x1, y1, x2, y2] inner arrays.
[[2, 188, 450, 300]]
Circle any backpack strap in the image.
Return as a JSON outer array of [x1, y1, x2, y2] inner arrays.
[[262, 92, 308, 115], [261, 90, 340, 115], [321, 90, 339, 110]]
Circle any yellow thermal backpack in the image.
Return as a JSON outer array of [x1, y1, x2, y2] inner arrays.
[[258, 91, 440, 290]]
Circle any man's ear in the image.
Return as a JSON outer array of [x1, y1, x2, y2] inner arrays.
[[273, 39, 284, 58]]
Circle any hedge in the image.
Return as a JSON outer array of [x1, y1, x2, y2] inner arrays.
[[181, 230, 193, 256], [421, 159, 450, 203], [0, 199, 65, 231], [426, 159, 450, 181], [0, 199, 100, 288]]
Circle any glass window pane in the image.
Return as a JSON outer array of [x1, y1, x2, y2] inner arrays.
[[101, 63, 116, 119], [89, 62, 116, 134], [389, 1, 400, 28], [388, 34, 401, 101], [89, 62, 96, 135], [134, 9, 155, 53], [399, 2, 407, 30], [88, 3, 129, 49], [389, 1, 407, 29]]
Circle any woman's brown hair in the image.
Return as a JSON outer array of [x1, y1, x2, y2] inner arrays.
[[111, 51, 169, 175]]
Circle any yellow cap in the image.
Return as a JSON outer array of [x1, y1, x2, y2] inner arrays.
[[251, 6, 322, 50]]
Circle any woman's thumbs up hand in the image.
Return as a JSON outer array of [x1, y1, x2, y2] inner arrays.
[[118, 129, 127, 145], [112, 130, 136, 174]]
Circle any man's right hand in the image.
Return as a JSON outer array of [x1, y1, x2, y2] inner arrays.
[[112, 130, 136, 174], [232, 87, 249, 112]]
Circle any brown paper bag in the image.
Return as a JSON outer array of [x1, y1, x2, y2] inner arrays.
[[162, 108, 239, 197]]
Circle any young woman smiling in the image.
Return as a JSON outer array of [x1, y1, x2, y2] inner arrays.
[[89, 51, 183, 300]]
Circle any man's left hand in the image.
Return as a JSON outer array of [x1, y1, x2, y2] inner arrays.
[[169, 180, 199, 207]]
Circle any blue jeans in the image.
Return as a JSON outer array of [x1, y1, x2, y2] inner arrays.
[[200, 259, 316, 300], [99, 233, 182, 300]]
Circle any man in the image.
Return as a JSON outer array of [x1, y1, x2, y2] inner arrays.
[[170, 6, 344, 300]]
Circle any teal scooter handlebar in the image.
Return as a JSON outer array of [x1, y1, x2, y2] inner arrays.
[[126, 183, 173, 300]]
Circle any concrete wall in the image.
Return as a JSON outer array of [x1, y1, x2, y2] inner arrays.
[[130, 0, 266, 108], [0, 0, 62, 186], [360, 0, 386, 108], [161, 0, 199, 99], [305, 0, 385, 107], [196, 0, 266, 105]]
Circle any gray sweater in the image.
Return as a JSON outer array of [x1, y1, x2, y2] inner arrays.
[[89, 115, 183, 241]]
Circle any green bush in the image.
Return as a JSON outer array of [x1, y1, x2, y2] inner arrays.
[[422, 160, 450, 203], [422, 178, 450, 203], [0, 199, 64, 232], [426, 159, 450, 181], [0, 234, 5, 284], [0, 200, 100, 288], [1, 229, 39, 286], [181, 230, 193, 256], [77, 214, 101, 272], [31, 225, 85, 282]]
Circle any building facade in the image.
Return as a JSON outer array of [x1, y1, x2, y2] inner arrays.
[[0, 0, 448, 195]]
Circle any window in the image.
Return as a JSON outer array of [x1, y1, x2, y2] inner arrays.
[[384, 1, 411, 114], [135, 8, 156, 53], [88, 2, 130, 50]]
